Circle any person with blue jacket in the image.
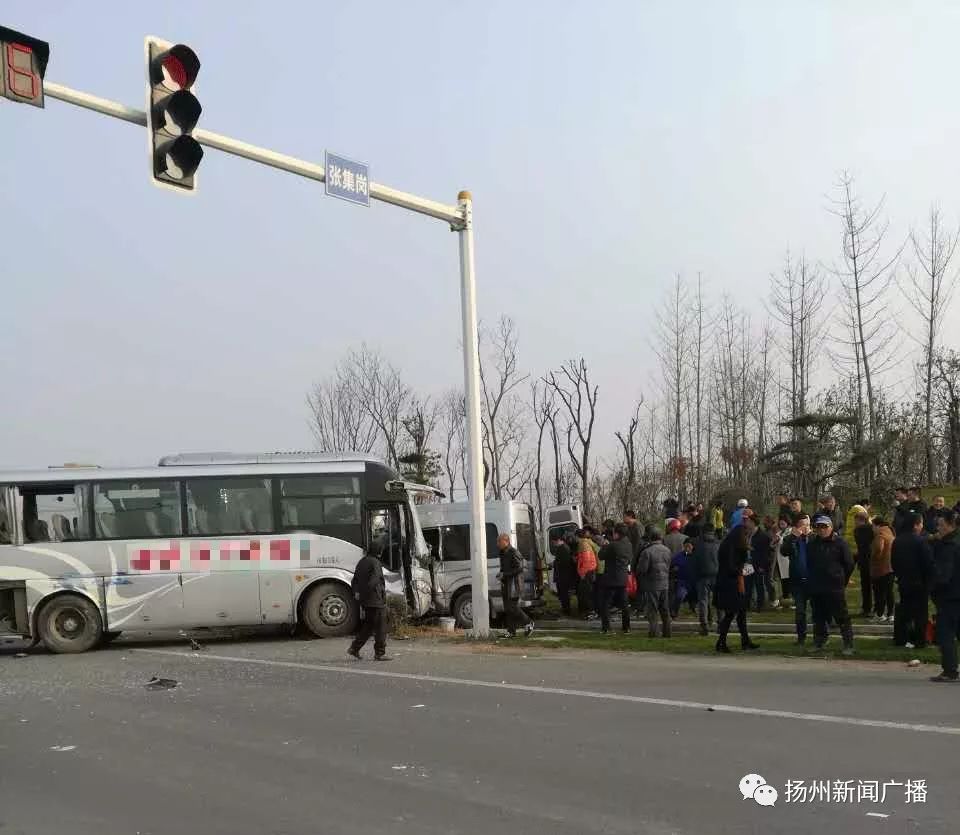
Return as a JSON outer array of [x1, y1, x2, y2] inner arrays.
[[780, 513, 812, 645]]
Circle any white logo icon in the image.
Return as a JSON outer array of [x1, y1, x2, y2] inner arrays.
[[739, 773, 778, 807]]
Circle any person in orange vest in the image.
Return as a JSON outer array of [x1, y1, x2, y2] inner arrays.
[[575, 527, 599, 619]]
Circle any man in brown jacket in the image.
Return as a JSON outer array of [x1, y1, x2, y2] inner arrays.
[[871, 517, 896, 622]]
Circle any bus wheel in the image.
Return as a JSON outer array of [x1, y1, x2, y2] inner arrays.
[[452, 591, 473, 630], [301, 583, 359, 638], [38, 594, 103, 654]]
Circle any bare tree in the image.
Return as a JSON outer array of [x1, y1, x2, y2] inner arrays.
[[828, 172, 903, 441], [478, 316, 530, 499], [691, 273, 709, 498], [935, 350, 960, 483], [307, 363, 381, 454], [344, 344, 411, 470], [544, 359, 599, 520], [653, 274, 690, 501], [769, 251, 827, 429], [438, 390, 465, 501], [531, 382, 558, 527], [614, 397, 644, 510], [905, 205, 959, 483]]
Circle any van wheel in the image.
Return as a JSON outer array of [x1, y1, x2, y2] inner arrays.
[[301, 583, 359, 638], [38, 594, 103, 654], [452, 591, 473, 629]]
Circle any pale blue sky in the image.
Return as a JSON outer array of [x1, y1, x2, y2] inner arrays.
[[2, 1, 959, 468]]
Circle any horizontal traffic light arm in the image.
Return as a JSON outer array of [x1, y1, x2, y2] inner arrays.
[[42, 80, 465, 229]]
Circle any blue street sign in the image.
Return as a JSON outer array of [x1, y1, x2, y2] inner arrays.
[[325, 151, 370, 207]]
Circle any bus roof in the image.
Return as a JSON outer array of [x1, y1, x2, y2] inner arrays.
[[0, 451, 390, 485]]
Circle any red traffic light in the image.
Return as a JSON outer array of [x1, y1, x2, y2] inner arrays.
[[151, 44, 199, 92]]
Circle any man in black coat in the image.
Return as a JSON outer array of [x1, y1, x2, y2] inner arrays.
[[599, 523, 633, 634], [692, 523, 720, 635], [750, 523, 773, 611], [498, 533, 534, 638], [852, 511, 875, 617], [931, 510, 960, 683], [891, 512, 934, 648], [550, 531, 577, 617], [807, 515, 855, 654], [348, 541, 390, 661]]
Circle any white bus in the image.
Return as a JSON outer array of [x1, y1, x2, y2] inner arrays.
[[0, 452, 437, 652]]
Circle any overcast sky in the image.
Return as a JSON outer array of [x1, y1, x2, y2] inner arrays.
[[2, 1, 959, 470]]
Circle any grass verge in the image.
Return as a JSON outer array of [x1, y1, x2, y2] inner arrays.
[[486, 631, 942, 664]]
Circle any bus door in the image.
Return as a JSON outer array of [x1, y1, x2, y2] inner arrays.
[[368, 504, 430, 617]]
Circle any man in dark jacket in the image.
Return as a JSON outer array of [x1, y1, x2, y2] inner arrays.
[[931, 510, 960, 682], [637, 529, 672, 638], [925, 496, 947, 536], [348, 541, 390, 661], [498, 533, 534, 638], [599, 523, 633, 634], [550, 531, 577, 617], [692, 523, 720, 635], [715, 520, 759, 652], [807, 514, 855, 654], [750, 522, 773, 611], [892, 487, 910, 535], [623, 509, 642, 553], [781, 514, 811, 644], [891, 512, 934, 648], [852, 511, 875, 617], [818, 495, 844, 537]]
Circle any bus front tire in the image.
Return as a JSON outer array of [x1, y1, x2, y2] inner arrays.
[[301, 582, 359, 638], [38, 594, 103, 654]]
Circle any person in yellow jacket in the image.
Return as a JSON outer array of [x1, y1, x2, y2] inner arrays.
[[711, 500, 724, 533], [870, 516, 896, 622]]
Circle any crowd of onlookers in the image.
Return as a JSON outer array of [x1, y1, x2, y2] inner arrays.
[[548, 488, 960, 684]]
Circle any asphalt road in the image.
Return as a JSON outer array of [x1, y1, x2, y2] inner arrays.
[[1, 632, 957, 835]]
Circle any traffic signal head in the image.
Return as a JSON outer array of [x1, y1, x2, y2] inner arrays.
[[0, 25, 50, 108], [145, 38, 203, 192]]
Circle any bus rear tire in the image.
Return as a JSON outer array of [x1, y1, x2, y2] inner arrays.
[[301, 582, 359, 638], [38, 594, 103, 654]]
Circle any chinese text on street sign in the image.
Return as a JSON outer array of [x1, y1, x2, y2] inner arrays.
[[325, 151, 369, 207]]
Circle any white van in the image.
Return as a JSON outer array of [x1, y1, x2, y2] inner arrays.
[[417, 500, 545, 628]]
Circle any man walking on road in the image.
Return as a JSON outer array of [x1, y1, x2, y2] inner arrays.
[[807, 514, 855, 655], [931, 510, 960, 683], [637, 529, 672, 638], [348, 541, 391, 661], [498, 533, 534, 638], [599, 523, 632, 634], [692, 523, 719, 635]]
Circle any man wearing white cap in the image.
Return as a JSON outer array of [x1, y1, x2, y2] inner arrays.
[[730, 498, 749, 529]]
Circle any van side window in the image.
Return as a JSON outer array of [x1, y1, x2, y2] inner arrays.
[[432, 523, 499, 560], [20, 483, 91, 542]]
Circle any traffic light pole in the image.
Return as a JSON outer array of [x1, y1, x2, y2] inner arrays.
[[40, 78, 492, 637]]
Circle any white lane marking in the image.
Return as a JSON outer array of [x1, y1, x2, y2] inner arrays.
[[135, 649, 960, 737], [866, 812, 890, 818]]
